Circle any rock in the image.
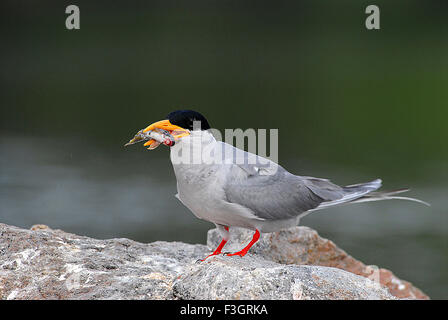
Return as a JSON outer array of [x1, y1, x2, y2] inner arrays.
[[207, 226, 429, 300], [0, 223, 424, 300], [0, 223, 208, 299], [173, 256, 393, 300]]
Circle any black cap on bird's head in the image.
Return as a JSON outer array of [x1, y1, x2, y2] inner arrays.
[[125, 109, 210, 149], [166, 110, 211, 131]]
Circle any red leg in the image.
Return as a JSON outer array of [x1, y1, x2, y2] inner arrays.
[[226, 229, 260, 257], [200, 226, 229, 261]]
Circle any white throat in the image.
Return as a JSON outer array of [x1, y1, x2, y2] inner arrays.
[[170, 130, 217, 166]]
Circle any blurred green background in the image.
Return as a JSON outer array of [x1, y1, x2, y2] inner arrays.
[[1, 0, 447, 298]]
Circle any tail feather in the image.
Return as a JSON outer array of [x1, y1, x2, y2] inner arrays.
[[313, 178, 382, 210], [300, 178, 429, 219], [350, 189, 430, 206]]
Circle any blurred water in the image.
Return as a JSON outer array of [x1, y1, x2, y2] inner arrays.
[[0, 134, 446, 298], [1, 0, 447, 300]]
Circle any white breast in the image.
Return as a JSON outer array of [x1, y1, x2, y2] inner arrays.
[[169, 131, 264, 229]]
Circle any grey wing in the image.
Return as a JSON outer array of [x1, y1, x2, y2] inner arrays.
[[222, 165, 322, 220], [218, 142, 379, 221], [220, 138, 351, 220]]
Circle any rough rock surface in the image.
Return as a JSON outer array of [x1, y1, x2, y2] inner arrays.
[[208, 227, 429, 299], [173, 257, 392, 300], [0, 223, 425, 300]]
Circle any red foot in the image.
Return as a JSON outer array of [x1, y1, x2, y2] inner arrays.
[[199, 227, 229, 261], [226, 229, 260, 257], [200, 239, 227, 261], [226, 250, 248, 257]]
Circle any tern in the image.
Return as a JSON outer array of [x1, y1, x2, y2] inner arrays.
[[126, 110, 428, 260]]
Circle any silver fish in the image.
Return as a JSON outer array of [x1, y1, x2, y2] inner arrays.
[[124, 128, 175, 149]]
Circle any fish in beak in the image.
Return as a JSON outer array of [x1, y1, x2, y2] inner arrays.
[[125, 119, 190, 150]]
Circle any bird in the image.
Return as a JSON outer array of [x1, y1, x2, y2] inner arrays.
[[125, 109, 428, 260]]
